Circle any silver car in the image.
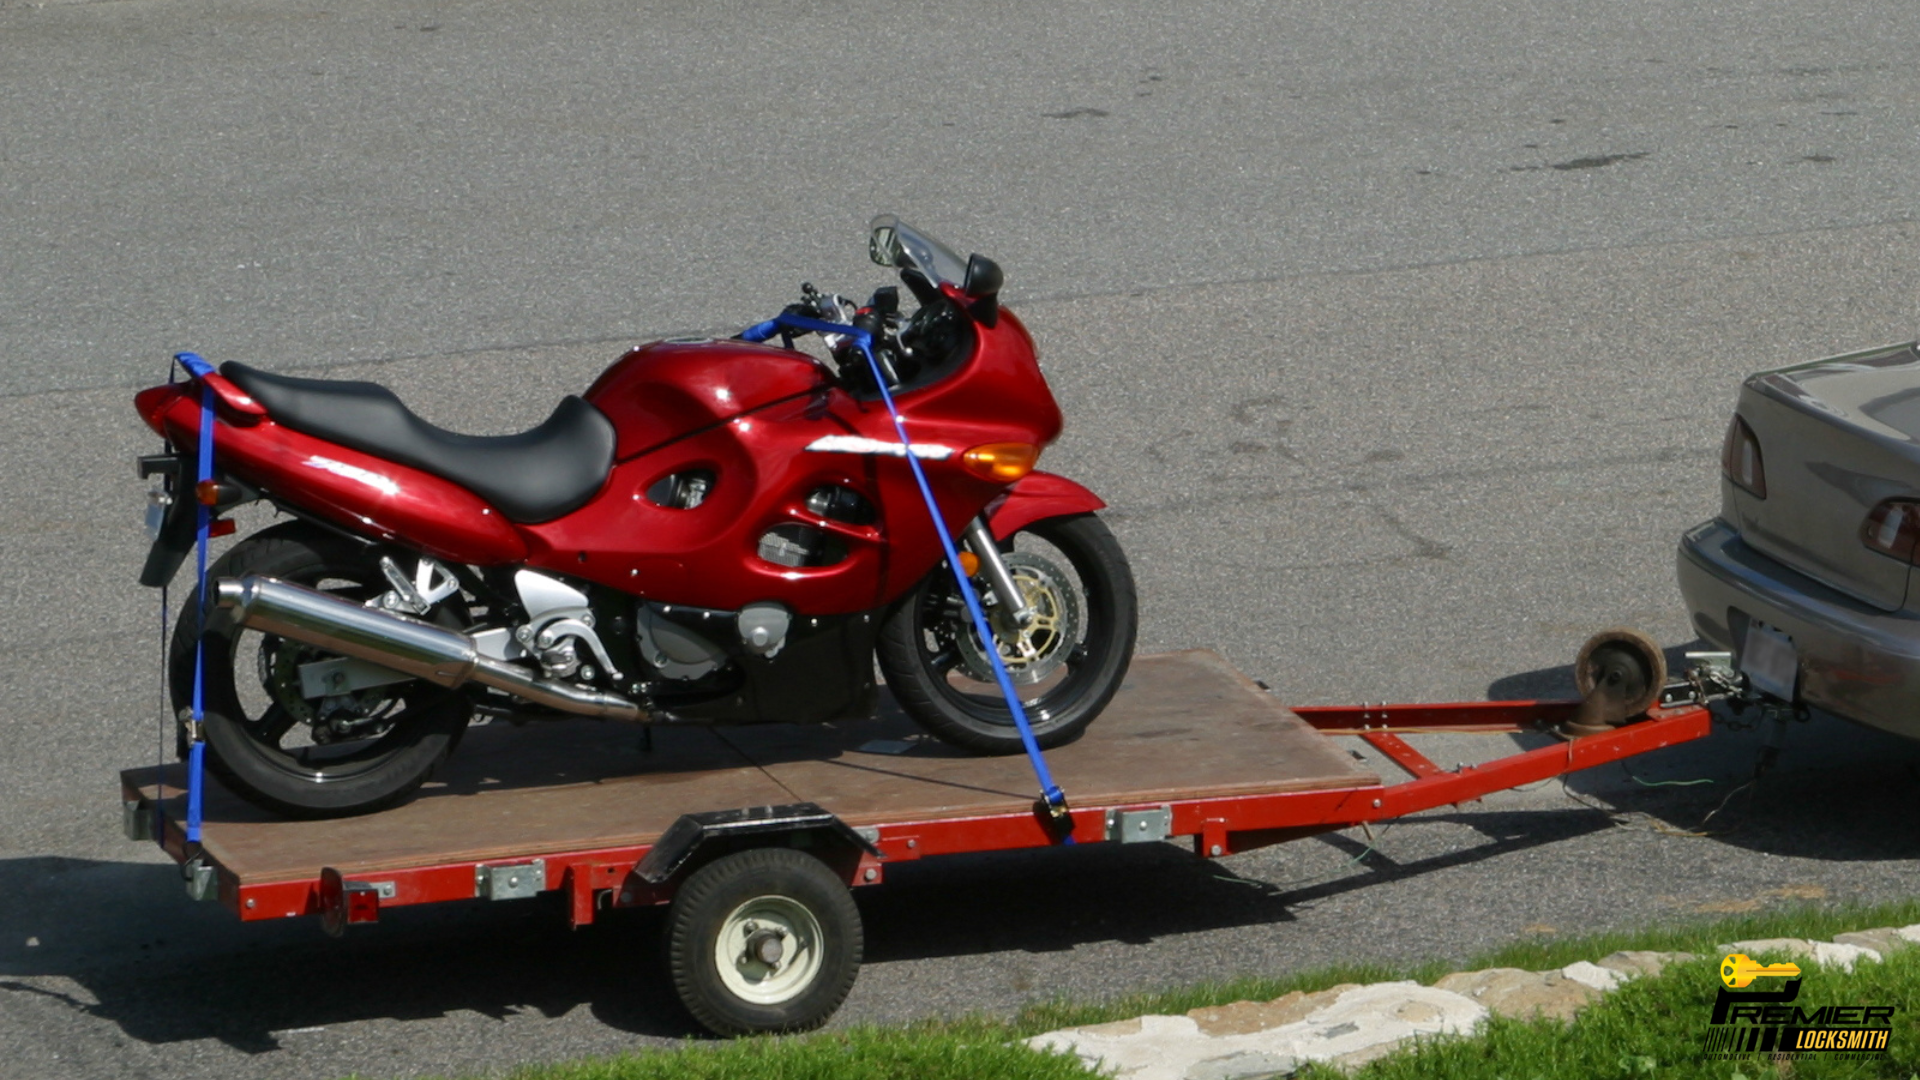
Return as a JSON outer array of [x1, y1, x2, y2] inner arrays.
[[1679, 342, 1920, 738]]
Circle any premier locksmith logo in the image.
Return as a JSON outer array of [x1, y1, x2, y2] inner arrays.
[[1702, 953, 1894, 1059]]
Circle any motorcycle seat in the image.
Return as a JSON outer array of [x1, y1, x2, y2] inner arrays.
[[222, 362, 615, 524]]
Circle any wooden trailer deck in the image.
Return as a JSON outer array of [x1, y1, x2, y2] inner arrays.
[[123, 650, 1376, 894]]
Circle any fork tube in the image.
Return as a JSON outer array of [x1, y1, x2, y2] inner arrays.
[[965, 517, 1035, 627]]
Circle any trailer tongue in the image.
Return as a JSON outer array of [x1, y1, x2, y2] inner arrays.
[[121, 642, 1724, 1035]]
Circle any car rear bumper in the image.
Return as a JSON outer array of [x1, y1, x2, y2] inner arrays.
[[1678, 517, 1920, 738]]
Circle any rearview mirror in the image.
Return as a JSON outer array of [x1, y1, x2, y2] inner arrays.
[[963, 254, 1003, 327], [961, 254, 1002, 300], [869, 225, 903, 268]]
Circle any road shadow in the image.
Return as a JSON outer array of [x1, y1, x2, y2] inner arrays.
[[839, 805, 1613, 964], [3, 799, 1613, 1050], [40, 641, 1920, 1049], [1486, 642, 1920, 863], [0, 855, 695, 1049], [1484, 638, 1714, 702]]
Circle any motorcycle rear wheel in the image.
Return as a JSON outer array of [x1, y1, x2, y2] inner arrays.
[[876, 513, 1136, 754], [167, 522, 471, 819]]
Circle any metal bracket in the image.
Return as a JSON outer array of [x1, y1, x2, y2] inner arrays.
[[123, 800, 153, 842], [319, 867, 393, 936], [635, 803, 883, 885], [475, 859, 546, 900], [183, 857, 217, 901], [1659, 652, 1742, 708], [1105, 806, 1173, 844]]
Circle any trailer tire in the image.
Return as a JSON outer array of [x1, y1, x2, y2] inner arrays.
[[665, 848, 862, 1036]]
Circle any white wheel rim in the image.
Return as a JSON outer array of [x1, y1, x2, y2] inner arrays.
[[713, 894, 825, 1006]]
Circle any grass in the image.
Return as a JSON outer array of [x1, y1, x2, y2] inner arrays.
[[488, 1022, 1098, 1080], [450, 899, 1920, 1080], [1305, 947, 1920, 1080]]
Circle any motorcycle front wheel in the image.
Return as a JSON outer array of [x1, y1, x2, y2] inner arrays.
[[876, 513, 1137, 754], [167, 521, 472, 819]]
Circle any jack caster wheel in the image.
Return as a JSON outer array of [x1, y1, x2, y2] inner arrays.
[[1565, 628, 1667, 736], [665, 848, 863, 1036]]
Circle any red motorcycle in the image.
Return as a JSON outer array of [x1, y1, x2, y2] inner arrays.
[[135, 217, 1137, 818]]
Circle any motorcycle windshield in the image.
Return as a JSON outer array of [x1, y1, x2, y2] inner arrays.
[[869, 215, 970, 287]]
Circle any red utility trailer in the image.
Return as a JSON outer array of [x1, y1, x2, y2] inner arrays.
[[121, 648, 1719, 1035]]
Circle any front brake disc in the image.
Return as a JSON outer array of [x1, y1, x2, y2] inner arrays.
[[953, 551, 1082, 686]]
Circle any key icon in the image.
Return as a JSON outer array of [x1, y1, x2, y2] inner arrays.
[[1720, 953, 1802, 988]]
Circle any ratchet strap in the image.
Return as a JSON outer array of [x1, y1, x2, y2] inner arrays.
[[742, 315, 1074, 840], [174, 351, 217, 844]]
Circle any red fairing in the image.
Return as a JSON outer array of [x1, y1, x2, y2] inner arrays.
[[140, 282, 1076, 614], [986, 472, 1108, 540], [524, 311, 1058, 613], [139, 382, 528, 565], [584, 339, 830, 460]]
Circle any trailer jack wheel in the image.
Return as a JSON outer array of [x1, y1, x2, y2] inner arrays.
[[665, 847, 863, 1036], [1565, 628, 1667, 736]]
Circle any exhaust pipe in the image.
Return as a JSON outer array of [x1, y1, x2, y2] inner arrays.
[[214, 575, 646, 722]]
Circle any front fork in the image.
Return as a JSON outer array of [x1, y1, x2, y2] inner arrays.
[[963, 517, 1034, 628]]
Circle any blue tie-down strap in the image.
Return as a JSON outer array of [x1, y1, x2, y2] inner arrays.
[[176, 351, 215, 843], [745, 314, 1074, 839]]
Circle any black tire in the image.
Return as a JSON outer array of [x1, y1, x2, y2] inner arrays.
[[876, 513, 1136, 754], [665, 848, 863, 1036], [167, 521, 471, 819]]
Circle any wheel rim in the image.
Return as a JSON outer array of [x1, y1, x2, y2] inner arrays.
[[712, 894, 825, 1006], [208, 566, 450, 783], [913, 523, 1117, 730], [952, 551, 1083, 686]]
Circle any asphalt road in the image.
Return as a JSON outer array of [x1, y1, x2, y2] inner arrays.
[[5, 0, 1920, 1077]]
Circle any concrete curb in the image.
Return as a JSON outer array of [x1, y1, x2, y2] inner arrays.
[[1026, 925, 1920, 1079]]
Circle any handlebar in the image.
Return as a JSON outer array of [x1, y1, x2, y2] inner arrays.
[[742, 283, 910, 391]]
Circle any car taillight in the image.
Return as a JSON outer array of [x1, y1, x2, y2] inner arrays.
[[1862, 500, 1920, 564], [1721, 415, 1767, 498]]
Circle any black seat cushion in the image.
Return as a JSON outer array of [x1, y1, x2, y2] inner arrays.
[[223, 361, 615, 524]]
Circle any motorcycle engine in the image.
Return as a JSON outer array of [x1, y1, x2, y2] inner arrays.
[[634, 601, 793, 682]]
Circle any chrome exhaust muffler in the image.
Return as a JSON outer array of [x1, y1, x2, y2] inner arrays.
[[213, 575, 646, 722]]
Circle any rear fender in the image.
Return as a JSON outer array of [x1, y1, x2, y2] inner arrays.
[[140, 383, 529, 567], [984, 471, 1107, 540]]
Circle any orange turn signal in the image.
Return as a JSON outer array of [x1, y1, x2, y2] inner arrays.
[[961, 442, 1040, 483], [957, 551, 980, 577], [195, 479, 224, 506]]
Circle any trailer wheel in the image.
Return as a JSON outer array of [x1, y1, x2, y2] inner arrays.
[[665, 848, 862, 1036]]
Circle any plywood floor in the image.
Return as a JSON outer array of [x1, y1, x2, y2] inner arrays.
[[124, 650, 1375, 883]]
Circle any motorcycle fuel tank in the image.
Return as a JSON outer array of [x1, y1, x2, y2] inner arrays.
[[584, 338, 830, 461]]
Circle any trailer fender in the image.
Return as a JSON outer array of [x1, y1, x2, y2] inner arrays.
[[985, 471, 1108, 541], [635, 803, 882, 886]]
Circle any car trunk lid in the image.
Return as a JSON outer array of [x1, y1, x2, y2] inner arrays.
[[1730, 342, 1920, 613]]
